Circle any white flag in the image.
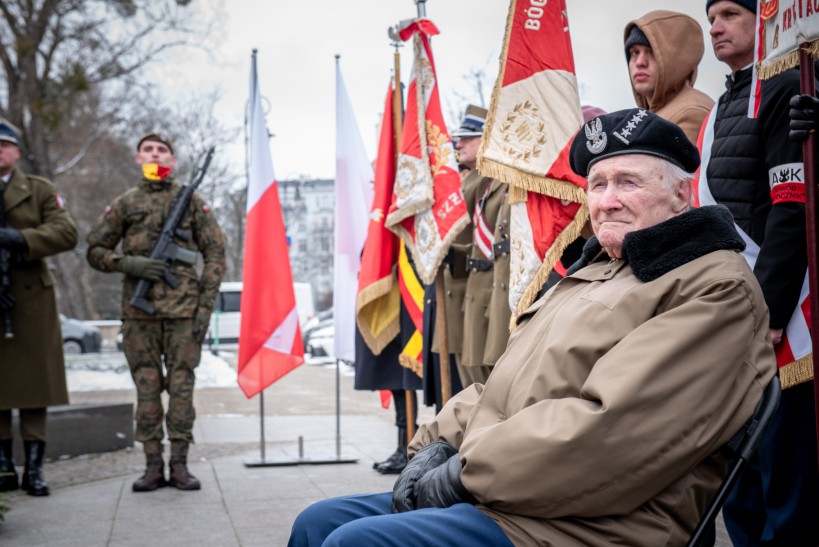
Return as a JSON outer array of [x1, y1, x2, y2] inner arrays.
[[334, 61, 373, 362]]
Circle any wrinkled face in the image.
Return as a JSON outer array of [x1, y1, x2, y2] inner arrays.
[[135, 139, 176, 169], [708, 1, 756, 72], [455, 135, 480, 169], [587, 154, 690, 259], [628, 44, 658, 100], [0, 141, 20, 176]]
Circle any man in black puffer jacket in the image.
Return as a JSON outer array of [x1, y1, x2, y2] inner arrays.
[[702, 1, 819, 545]]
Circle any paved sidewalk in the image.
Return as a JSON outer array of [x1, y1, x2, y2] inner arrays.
[[0, 362, 433, 546], [0, 359, 733, 546]]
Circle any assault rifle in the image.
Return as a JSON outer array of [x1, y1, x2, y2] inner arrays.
[[0, 185, 13, 338], [130, 147, 215, 315]]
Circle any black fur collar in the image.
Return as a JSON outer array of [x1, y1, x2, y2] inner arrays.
[[567, 205, 745, 282]]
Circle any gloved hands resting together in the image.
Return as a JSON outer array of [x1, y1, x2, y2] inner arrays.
[[118, 256, 165, 281], [789, 94, 819, 141], [413, 453, 477, 509], [391, 440, 459, 513]]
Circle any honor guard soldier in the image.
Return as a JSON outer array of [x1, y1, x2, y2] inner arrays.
[[87, 133, 225, 492], [0, 120, 78, 496]]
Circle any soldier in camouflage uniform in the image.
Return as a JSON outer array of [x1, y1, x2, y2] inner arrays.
[[87, 133, 225, 492]]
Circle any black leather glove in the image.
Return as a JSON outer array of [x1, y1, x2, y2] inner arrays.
[[0, 289, 14, 311], [789, 94, 819, 141], [391, 440, 458, 513], [117, 256, 165, 281], [414, 454, 477, 509], [192, 309, 211, 344], [0, 227, 26, 251]]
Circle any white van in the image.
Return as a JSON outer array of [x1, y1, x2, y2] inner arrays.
[[206, 281, 315, 348]]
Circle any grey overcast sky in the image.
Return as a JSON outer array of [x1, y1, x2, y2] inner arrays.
[[154, 0, 727, 182]]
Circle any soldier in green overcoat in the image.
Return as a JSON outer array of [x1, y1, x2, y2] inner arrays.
[[87, 133, 225, 492], [0, 121, 78, 496]]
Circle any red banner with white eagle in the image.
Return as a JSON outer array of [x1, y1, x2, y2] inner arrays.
[[478, 0, 587, 322], [356, 82, 401, 355], [384, 19, 469, 285]]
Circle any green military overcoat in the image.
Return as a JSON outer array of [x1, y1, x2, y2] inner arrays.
[[462, 177, 505, 369], [484, 195, 511, 365], [0, 169, 78, 409]]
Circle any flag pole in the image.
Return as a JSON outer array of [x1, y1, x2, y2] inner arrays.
[[391, 33, 417, 442], [413, 0, 453, 406], [797, 44, 819, 470], [243, 49, 355, 467]]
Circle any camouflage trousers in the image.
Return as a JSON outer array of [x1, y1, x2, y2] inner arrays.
[[122, 318, 201, 457]]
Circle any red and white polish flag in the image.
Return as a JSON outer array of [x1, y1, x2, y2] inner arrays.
[[237, 51, 304, 398]]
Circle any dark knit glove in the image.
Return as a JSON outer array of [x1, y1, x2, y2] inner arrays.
[[391, 440, 458, 513], [0, 227, 26, 251], [192, 310, 211, 345], [414, 453, 477, 509], [117, 256, 165, 281], [789, 94, 819, 141]]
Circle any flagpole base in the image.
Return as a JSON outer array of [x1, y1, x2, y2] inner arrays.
[[243, 456, 359, 467]]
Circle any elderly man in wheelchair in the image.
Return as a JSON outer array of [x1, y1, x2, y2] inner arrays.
[[288, 109, 778, 547]]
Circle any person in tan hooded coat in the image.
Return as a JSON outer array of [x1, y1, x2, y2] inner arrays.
[[624, 10, 714, 143]]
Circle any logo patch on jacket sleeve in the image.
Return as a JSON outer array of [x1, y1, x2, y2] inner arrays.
[[55, 194, 65, 208], [769, 162, 805, 204]]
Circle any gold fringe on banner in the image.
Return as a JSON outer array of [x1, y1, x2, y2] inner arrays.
[[757, 39, 819, 80], [509, 201, 589, 328], [399, 353, 424, 378], [779, 354, 814, 389], [355, 271, 401, 355]]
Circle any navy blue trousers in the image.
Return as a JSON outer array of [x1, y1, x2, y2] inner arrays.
[[288, 492, 513, 547], [723, 381, 819, 546]]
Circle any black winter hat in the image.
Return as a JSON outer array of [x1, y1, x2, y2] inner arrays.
[[624, 25, 651, 58], [569, 109, 700, 177], [706, 0, 757, 14]]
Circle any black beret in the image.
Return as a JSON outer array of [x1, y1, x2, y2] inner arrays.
[[569, 108, 700, 177]]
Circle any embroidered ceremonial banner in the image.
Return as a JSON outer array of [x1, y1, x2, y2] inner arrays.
[[334, 61, 374, 363], [238, 52, 304, 398], [356, 83, 401, 355], [756, 0, 819, 80], [384, 19, 469, 285], [478, 0, 588, 321], [697, 106, 813, 388]]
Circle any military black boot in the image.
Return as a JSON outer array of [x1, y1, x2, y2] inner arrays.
[[132, 454, 167, 492], [376, 427, 409, 475], [21, 440, 49, 496], [168, 456, 201, 490], [0, 439, 19, 492]]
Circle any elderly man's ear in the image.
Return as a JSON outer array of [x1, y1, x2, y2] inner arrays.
[[674, 180, 693, 213]]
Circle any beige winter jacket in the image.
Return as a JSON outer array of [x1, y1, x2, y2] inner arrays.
[[625, 11, 714, 143], [409, 206, 776, 546]]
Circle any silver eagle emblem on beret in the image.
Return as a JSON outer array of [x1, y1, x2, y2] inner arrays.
[[585, 118, 607, 155]]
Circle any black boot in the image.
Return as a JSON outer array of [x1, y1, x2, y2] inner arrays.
[[0, 439, 19, 492], [376, 427, 409, 475], [132, 454, 167, 492], [168, 456, 201, 490], [21, 440, 49, 496]]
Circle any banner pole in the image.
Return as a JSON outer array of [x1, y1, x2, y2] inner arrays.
[[798, 44, 819, 471], [259, 391, 266, 462]]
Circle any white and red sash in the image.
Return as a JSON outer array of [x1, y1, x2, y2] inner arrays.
[[696, 107, 813, 388], [473, 181, 495, 259]]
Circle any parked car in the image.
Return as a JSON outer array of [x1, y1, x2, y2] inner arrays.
[[205, 281, 317, 350], [302, 308, 333, 357], [60, 314, 102, 354]]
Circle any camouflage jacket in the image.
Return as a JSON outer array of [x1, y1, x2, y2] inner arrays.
[[86, 176, 226, 319]]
